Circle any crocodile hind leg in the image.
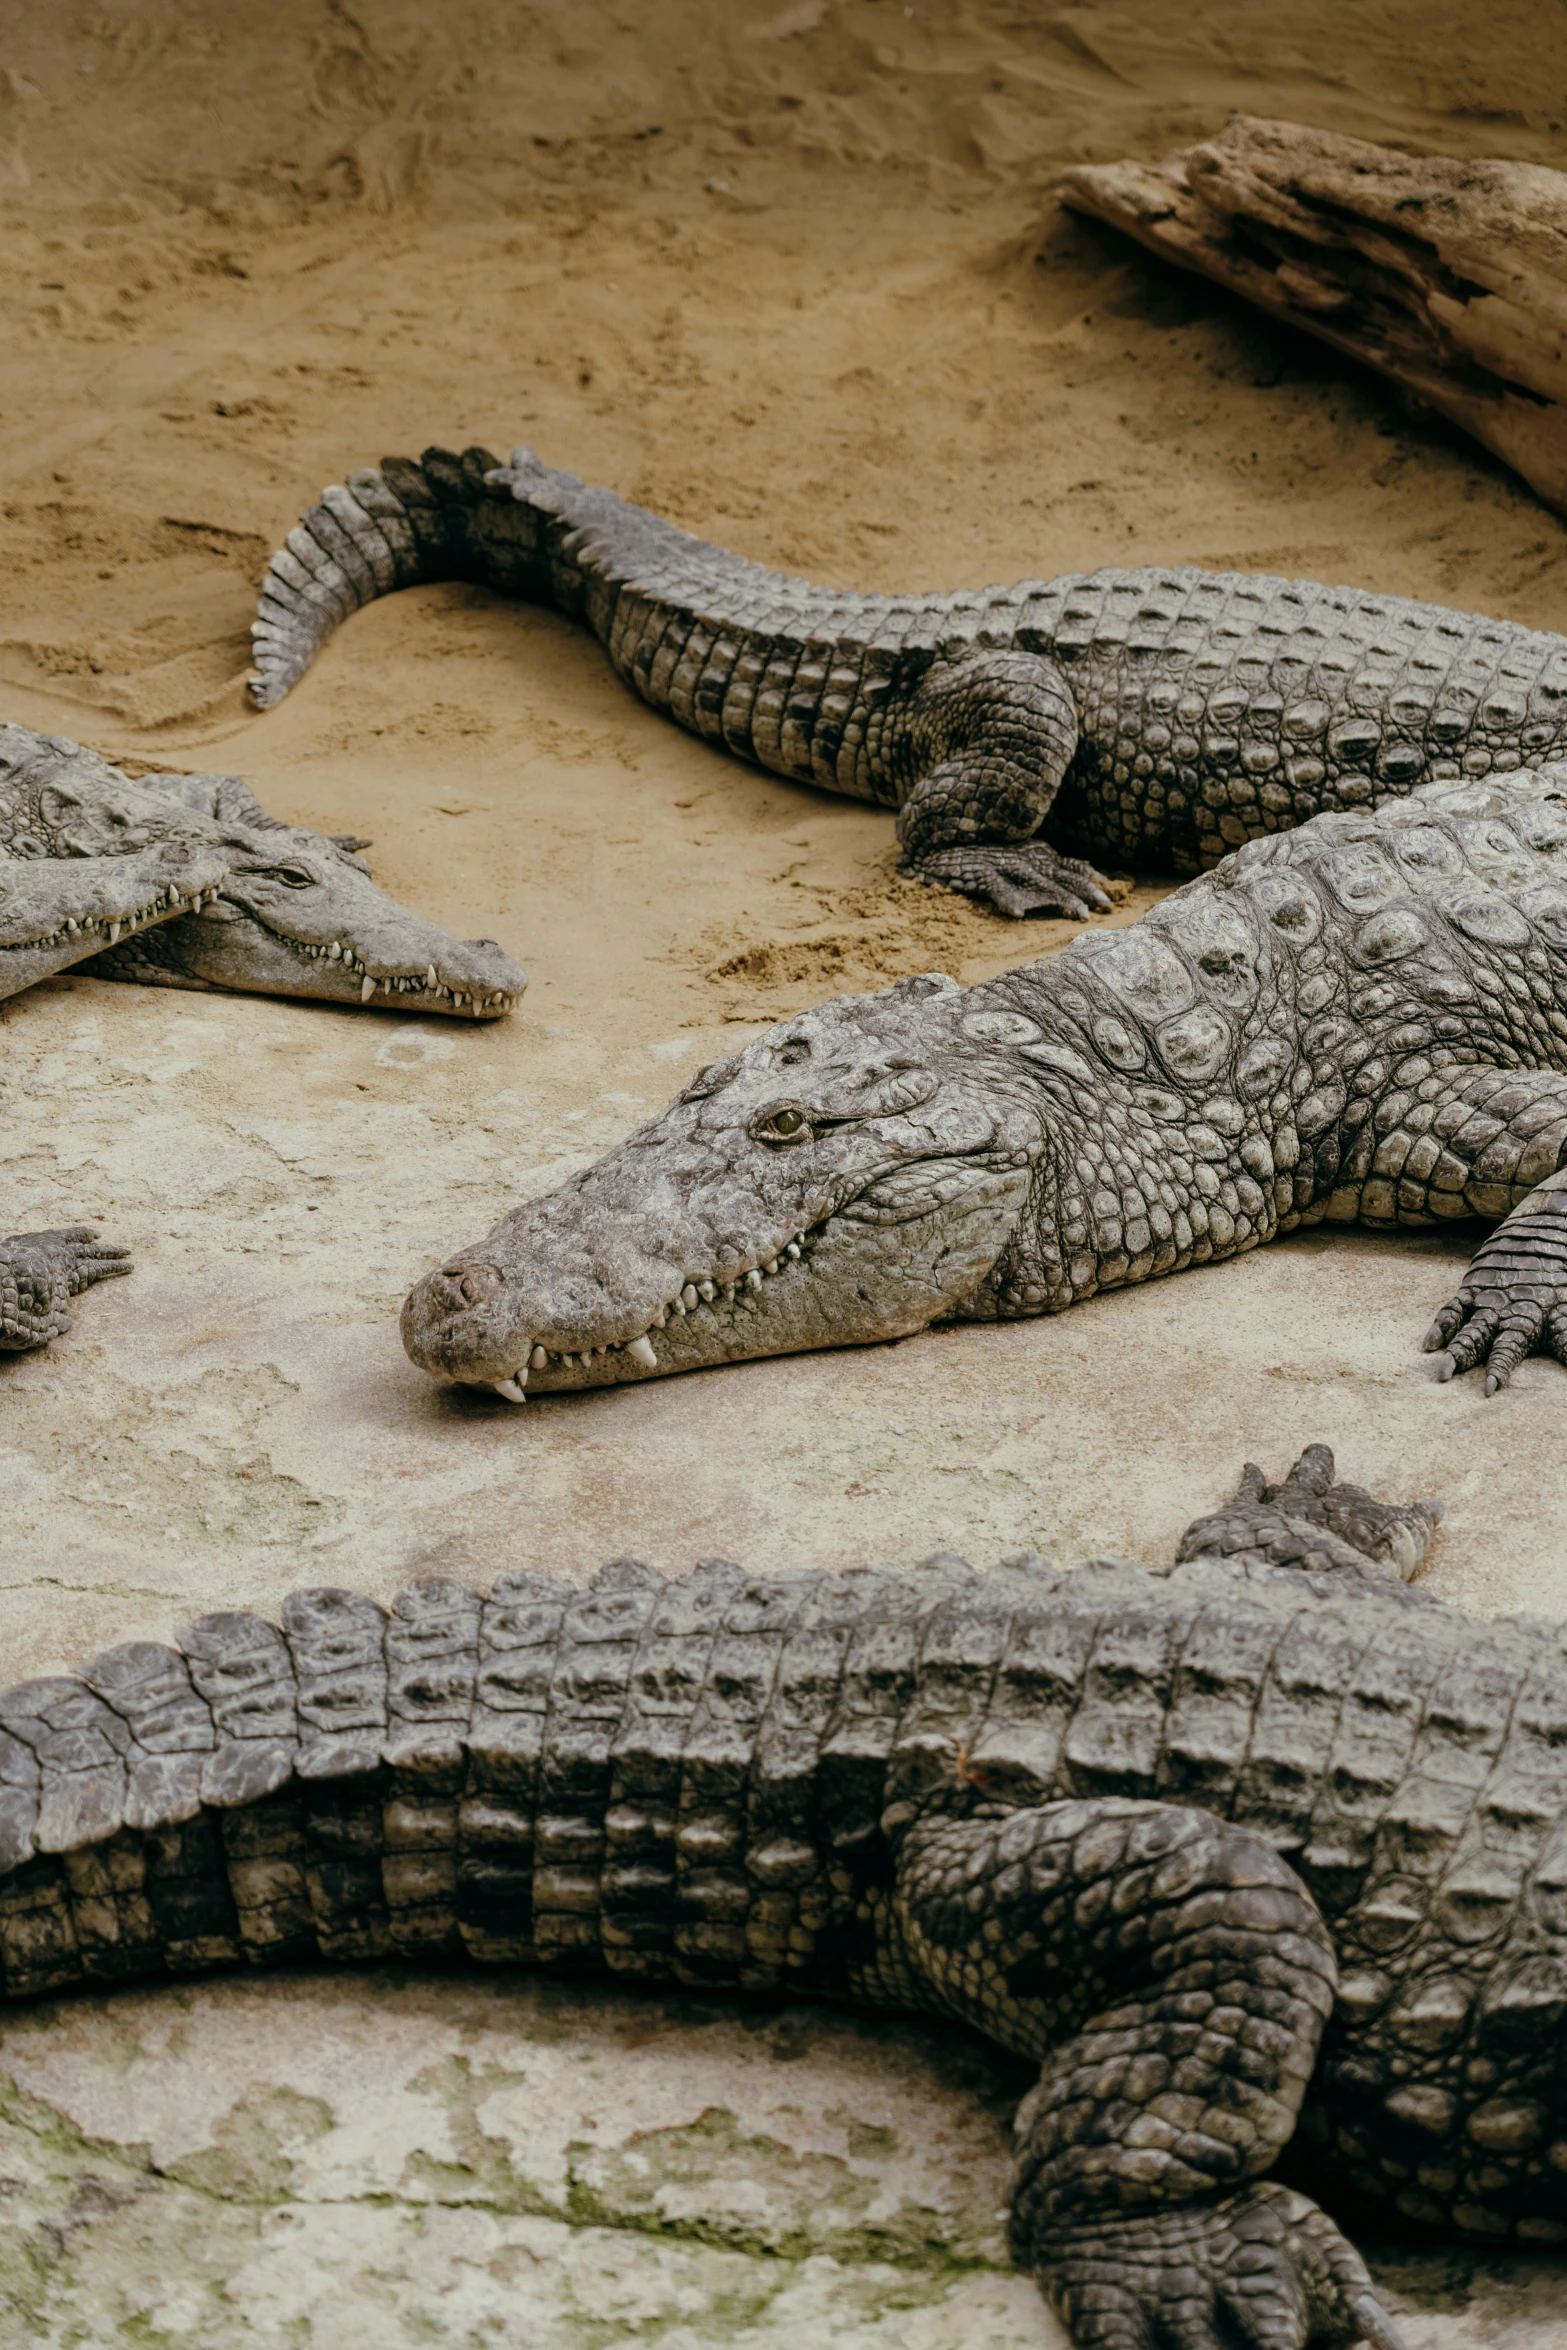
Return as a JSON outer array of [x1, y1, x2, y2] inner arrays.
[[1, 1227, 132, 1352], [894, 1799, 1402, 2350], [889, 647, 1114, 918]]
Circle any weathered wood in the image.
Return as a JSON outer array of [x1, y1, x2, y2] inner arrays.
[[1059, 115, 1567, 515]]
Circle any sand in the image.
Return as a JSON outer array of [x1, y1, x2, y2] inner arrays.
[[4, 3, 1567, 2340]]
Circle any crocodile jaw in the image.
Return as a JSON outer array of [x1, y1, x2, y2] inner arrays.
[[402, 1163, 1030, 1396], [86, 841, 527, 1016], [149, 902, 526, 1015], [400, 973, 1042, 1400]]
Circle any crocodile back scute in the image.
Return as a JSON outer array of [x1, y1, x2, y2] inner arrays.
[[4, 1558, 1567, 2023], [1016, 569, 1567, 866], [497, 458, 1567, 845], [559, 490, 1567, 857], [1003, 766, 1567, 1260]]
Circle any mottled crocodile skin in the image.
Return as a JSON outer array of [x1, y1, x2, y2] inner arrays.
[[1, 1447, 1552, 2350], [401, 766, 1567, 1405], [252, 441, 1567, 916]]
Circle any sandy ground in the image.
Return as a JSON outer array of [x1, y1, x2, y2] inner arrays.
[[5, 2, 1567, 2341]]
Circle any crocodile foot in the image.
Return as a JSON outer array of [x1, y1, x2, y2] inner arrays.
[[903, 840, 1115, 919], [1174, 1443, 1443, 1580], [1038, 2183, 1404, 2350], [1424, 1186, 1567, 1393], [0, 1226, 132, 1353]]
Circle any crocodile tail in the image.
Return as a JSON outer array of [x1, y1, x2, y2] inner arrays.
[[248, 442, 564, 710]]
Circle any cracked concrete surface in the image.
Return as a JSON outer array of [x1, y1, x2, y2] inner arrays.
[[8, 865, 1567, 2350], [8, 0, 1567, 2338], [0, 1976, 1040, 2348], [3, 1976, 1564, 2347]]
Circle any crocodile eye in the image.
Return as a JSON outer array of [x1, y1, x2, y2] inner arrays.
[[268, 866, 314, 888], [752, 1104, 813, 1146]]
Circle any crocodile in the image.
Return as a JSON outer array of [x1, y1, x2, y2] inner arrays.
[[249, 439, 1567, 918], [404, 764, 1567, 1405], [1, 720, 526, 1355], [16, 1443, 1567, 2348]]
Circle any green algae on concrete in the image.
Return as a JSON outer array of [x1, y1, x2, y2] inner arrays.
[[2, 1972, 1562, 2346], [0, 1973, 1044, 2348]]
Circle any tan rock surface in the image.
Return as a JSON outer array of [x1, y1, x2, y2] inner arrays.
[[4, 2, 1567, 2339]]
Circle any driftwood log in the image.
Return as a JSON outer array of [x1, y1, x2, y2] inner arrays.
[[1059, 116, 1567, 517]]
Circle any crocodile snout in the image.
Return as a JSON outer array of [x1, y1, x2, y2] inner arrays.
[[401, 1257, 527, 1384]]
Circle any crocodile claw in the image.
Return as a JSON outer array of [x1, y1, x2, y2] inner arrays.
[[1038, 2183, 1405, 2350], [904, 840, 1117, 919], [1174, 1443, 1443, 1581], [0, 1225, 133, 1353]]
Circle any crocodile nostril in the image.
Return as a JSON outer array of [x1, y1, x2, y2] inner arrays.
[[440, 1259, 504, 1309]]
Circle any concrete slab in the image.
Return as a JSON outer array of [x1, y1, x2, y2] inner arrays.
[[6, 936, 1567, 2348], [6, 1, 1567, 2337]]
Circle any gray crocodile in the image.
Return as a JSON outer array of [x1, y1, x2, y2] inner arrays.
[[403, 764, 1567, 1405], [1, 721, 526, 1355], [250, 440, 1567, 917], [14, 1443, 1567, 2349]]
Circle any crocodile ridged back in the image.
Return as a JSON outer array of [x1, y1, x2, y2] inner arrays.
[[5, 1551, 1567, 2023], [251, 446, 1567, 868], [496, 460, 1567, 862]]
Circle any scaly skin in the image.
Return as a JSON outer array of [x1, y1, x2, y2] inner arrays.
[[11, 1445, 1566, 2350], [1, 721, 526, 1354], [251, 440, 1567, 917], [403, 764, 1567, 1403]]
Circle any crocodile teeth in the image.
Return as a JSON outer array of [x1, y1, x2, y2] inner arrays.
[[529, 1344, 548, 1370], [426, 965, 437, 988], [108, 922, 120, 944], [746, 1269, 762, 1290], [492, 1374, 527, 1403], [328, 941, 341, 960], [626, 1335, 657, 1369], [361, 974, 375, 1002]]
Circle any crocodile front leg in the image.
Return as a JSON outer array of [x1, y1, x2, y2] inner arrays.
[[894, 1800, 1402, 2350], [0, 1227, 131, 1351], [1425, 1169, 1567, 1391], [890, 648, 1114, 918], [1331, 1062, 1567, 1392], [1173, 1444, 1444, 1581]]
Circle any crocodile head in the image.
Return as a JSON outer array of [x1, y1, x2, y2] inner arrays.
[[90, 827, 528, 1017], [4, 726, 526, 1017], [401, 972, 1043, 1400]]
